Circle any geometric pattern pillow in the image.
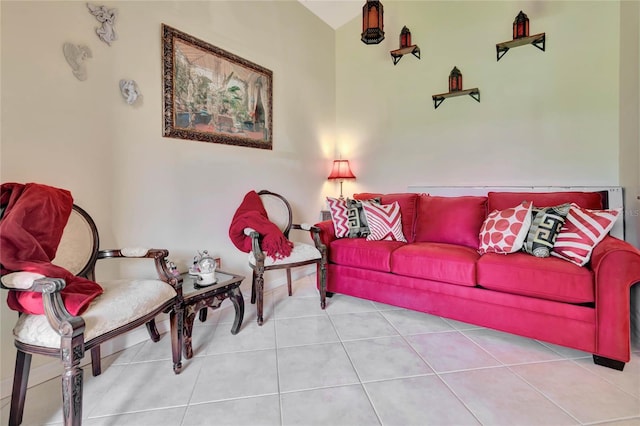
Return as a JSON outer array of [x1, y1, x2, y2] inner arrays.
[[523, 203, 571, 258], [345, 197, 380, 238], [361, 201, 407, 242], [326, 197, 350, 238], [551, 203, 621, 266], [478, 201, 533, 255], [326, 197, 380, 239]]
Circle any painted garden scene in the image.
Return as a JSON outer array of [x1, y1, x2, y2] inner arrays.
[[163, 25, 273, 149]]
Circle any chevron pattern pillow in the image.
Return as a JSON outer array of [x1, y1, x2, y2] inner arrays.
[[361, 201, 407, 242], [551, 203, 621, 266], [326, 197, 350, 238]]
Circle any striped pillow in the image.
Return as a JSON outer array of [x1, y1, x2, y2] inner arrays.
[[551, 203, 621, 266], [326, 197, 350, 238], [361, 201, 407, 242]]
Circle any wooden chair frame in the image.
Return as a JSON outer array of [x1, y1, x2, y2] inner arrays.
[[247, 190, 327, 325], [1, 204, 183, 426]]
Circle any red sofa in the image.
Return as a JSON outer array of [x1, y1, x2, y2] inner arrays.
[[315, 191, 640, 370]]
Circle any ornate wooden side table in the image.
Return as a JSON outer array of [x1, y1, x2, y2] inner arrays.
[[179, 270, 245, 359]]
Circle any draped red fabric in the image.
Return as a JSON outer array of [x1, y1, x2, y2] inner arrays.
[[0, 182, 103, 315], [228, 191, 293, 260]]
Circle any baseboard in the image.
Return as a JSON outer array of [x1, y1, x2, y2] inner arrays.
[[0, 266, 316, 400]]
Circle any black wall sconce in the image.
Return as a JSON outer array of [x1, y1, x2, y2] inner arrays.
[[496, 10, 545, 61], [361, 0, 384, 45], [390, 26, 420, 65]]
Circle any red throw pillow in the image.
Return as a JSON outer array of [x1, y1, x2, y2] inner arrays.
[[478, 201, 533, 255], [551, 203, 621, 266], [361, 201, 407, 242]]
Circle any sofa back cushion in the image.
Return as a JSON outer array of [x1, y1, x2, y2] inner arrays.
[[354, 193, 419, 243], [487, 191, 603, 212], [414, 195, 488, 249]]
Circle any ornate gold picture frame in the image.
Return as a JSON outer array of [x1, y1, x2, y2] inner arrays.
[[162, 24, 273, 150]]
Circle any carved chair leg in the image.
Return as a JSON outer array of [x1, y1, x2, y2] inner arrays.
[[319, 258, 327, 309], [61, 336, 84, 426], [10, 350, 31, 426], [251, 269, 257, 304], [146, 319, 161, 342], [91, 346, 101, 376], [286, 268, 292, 296], [170, 308, 183, 374], [256, 268, 265, 326]]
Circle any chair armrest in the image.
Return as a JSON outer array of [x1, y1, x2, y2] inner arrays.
[[97, 248, 179, 288], [0, 275, 86, 340]]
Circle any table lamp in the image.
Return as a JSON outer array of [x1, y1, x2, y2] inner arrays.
[[328, 159, 356, 200]]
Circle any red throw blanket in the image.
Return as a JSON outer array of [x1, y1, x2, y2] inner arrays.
[[228, 191, 293, 260], [0, 182, 103, 315]]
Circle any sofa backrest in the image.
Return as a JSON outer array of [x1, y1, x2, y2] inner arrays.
[[487, 191, 603, 212], [353, 192, 419, 243], [414, 195, 487, 249]]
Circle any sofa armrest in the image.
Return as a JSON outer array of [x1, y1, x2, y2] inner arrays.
[[590, 235, 640, 361]]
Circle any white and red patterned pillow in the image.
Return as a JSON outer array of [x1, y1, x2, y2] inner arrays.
[[361, 201, 407, 242], [326, 197, 350, 238], [551, 203, 621, 266], [478, 201, 533, 255]]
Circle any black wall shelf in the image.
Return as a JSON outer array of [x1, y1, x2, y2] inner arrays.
[[432, 89, 480, 109], [496, 33, 546, 61]]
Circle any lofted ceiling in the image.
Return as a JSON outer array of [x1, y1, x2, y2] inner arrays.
[[297, 0, 361, 29]]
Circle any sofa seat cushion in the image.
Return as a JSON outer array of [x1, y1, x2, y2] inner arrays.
[[329, 238, 406, 272], [477, 252, 594, 304], [390, 242, 479, 287]]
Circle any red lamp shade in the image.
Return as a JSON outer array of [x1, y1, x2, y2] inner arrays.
[[328, 160, 356, 180], [513, 11, 530, 39], [449, 66, 462, 92], [361, 0, 384, 45], [400, 26, 411, 48]]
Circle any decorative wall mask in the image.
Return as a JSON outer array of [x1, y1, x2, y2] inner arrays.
[[87, 3, 117, 46], [119, 79, 141, 105], [63, 43, 92, 81]]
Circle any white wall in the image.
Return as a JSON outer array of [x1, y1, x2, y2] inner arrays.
[[1, 0, 335, 393], [335, 1, 621, 195]]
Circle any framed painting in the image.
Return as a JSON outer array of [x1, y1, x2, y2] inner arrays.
[[162, 24, 273, 150]]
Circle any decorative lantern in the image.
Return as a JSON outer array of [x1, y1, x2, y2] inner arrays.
[[449, 67, 462, 92], [361, 0, 384, 45], [513, 11, 529, 39], [399, 26, 411, 49]]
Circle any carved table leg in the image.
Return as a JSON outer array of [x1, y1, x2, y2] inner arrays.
[[182, 305, 197, 360], [199, 308, 208, 322], [229, 287, 245, 335]]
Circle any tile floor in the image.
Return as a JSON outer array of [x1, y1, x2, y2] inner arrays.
[[2, 274, 639, 426]]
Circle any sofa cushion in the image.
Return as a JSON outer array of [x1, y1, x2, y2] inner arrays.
[[551, 204, 621, 266], [354, 193, 419, 243], [478, 201, 533, 255], [477, 252, 594, 303], [488, 191, 603, 212], [523, 203, 570, 258], [390, 242, 479, 287], [329, 238, 406, 272], [414, 195, 487, 249]]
